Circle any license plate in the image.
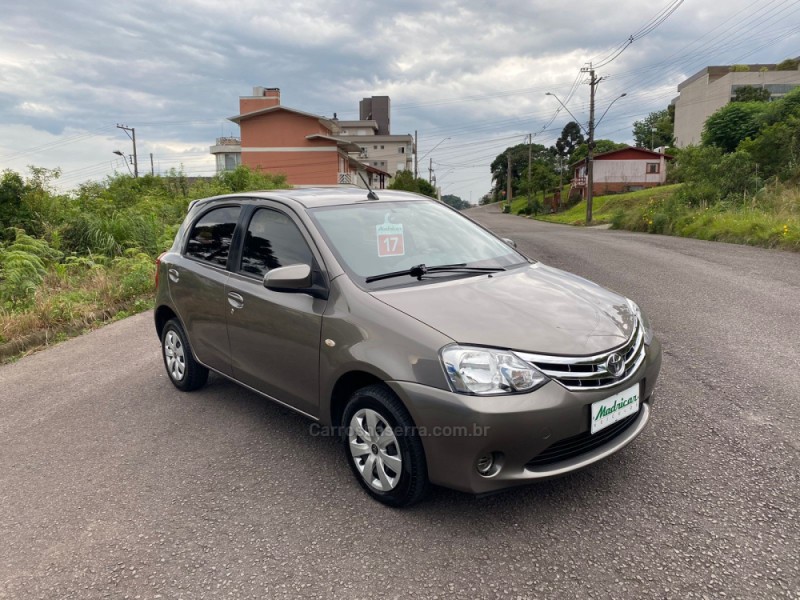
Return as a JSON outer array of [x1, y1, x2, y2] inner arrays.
[[590, 383, 640, 434]]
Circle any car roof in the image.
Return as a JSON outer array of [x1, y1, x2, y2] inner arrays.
[[190, 187, 432, 211]]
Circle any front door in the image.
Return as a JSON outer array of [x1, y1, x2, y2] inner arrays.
[[226, 205, 326, 417]]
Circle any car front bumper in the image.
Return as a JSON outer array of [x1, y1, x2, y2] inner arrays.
[[388, 337, 662, 494]]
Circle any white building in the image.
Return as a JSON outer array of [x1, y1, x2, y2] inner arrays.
[[673, 62, 800, 147], [571, 147, 671, 198], [333, 96, 415, 177]]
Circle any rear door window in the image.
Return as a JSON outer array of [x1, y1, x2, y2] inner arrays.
[[185, 206, 241, 267], [239, 208, 313, 278]]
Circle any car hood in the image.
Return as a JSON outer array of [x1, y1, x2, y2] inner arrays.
[[371, 263, 636, 356]]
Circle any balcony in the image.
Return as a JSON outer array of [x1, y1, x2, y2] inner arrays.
[[571, 176, 587, 188], [215, 136, 241, 146]]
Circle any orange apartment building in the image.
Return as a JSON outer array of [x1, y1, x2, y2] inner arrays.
[[216, 87, 390, 188]]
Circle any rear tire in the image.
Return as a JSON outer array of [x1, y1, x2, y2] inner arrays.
[[342, 384, 429, 507], [161, 318, 208, 392]]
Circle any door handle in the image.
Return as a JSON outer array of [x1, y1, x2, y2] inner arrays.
[[227, 291, 244, 310], [168, 268, 180, 283]]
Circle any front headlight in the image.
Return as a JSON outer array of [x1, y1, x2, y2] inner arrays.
[[627, 299, 654, 345], [440, 345, 549, 395]]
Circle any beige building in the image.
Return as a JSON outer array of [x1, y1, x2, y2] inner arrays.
[[334, 96, 415, 177], [673, 62, 800, 147]]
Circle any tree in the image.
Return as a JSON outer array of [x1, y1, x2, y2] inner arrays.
[[554, 122, 585, 161], [387, 170, 436, 198], [490, 143, 556, 198], [441, 194, 470, 210], [776, 58, 799, 71], [702, 101, 768, 153], [632, 109, 674, 149], [0, 170, 31, 237], [733, 86, 771, 103]]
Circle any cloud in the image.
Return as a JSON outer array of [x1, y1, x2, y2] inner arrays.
[[0, 0, 798, 199]]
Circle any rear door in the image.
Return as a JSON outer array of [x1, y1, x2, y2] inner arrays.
[[225, 204, 327, 417], [169, 204, 242, 375]]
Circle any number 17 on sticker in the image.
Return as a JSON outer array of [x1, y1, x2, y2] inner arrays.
[[376, 221, 405, 257]]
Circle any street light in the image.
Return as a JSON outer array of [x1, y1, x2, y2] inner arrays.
[[544, 93, 589, 136], [546, 90, 626, 224], [596, 93, 627, 129], [116, 124, 138, 178], [419, 136, 451, 161], [113, 150, 134, 176], [420, 137, 451, 182]]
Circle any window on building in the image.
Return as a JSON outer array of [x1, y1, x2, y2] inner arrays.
[[224, 153, 239, 171], [373, 145, 378, 149], [646, 163, 660, 174], [380, 145, 384, 149], [399, 147, 405, 153], [185, 206, 241, 267], [239, 208, 313, 279]]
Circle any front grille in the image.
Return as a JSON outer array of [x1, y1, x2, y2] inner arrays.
[[525, 409, 640, 468], [517, 321, 645, 390]]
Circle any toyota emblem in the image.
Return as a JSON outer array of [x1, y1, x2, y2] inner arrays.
[[605, 353, 625, 377]]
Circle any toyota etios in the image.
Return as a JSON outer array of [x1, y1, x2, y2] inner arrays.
[[155, 188, 661, 506]]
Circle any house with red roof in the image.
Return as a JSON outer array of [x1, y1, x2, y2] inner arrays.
[[571, 147, 672, 199]]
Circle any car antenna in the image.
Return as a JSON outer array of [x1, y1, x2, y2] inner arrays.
[[357, 172, 380, 201]]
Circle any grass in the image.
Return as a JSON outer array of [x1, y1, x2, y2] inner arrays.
[[509, 185, 571, 215], [524, 182, 800, 251], [535, 185, 682, 225], [0, 255, 156, 361]]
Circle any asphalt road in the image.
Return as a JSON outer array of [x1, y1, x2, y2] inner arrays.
[[1, 203, 798, 599]]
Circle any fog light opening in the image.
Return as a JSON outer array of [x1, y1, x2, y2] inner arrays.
[[476, 452, 503, 477], [476, 454, 493, 474]]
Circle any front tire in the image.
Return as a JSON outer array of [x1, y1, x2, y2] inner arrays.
[[161, 318, 208, 391], [342, 384, 429, 507]]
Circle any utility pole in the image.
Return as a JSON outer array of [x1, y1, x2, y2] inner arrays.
[[527, 133, 532, 208], [150, 153, 155, 176], [580, 65, 598, 224], [506, 151, 512, 209], [414, 130, 418, 178], [116, 124, 138, 178], [429, 157, 433, 183]]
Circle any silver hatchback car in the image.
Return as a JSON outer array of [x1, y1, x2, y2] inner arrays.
[[154, 188, 661, 506]]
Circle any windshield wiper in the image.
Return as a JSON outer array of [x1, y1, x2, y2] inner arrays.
[[365, 263, 505, 283]]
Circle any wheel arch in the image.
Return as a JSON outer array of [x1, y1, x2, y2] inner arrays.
[[329, 370, 387, 428], [154, 304, 179, 338]]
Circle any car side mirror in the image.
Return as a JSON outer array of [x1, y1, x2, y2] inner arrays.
[[263, 264, 312, 291], [502, 238, 517, 249]]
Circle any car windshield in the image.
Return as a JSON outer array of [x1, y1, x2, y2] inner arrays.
[[308, 200, 529, 287]]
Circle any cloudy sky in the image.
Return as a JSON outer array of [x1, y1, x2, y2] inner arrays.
[[1, 0, 798, 201]]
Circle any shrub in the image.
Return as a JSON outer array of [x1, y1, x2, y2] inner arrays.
[[0, 229, 62, 308]]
